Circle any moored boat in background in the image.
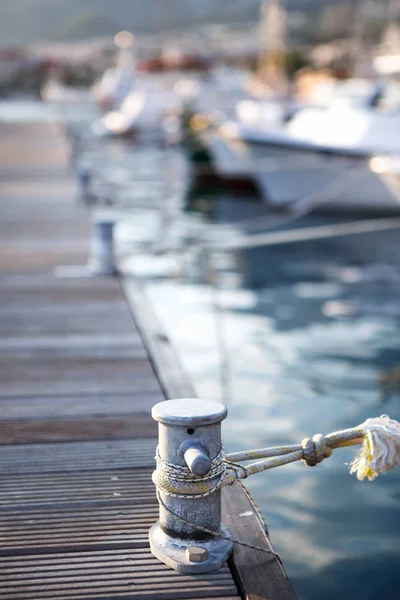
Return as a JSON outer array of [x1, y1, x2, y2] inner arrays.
[[200, 79, 400, 215]]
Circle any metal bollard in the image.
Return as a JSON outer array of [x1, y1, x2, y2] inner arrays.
[[88, 213, 117, 276], [149, 398, 233, 573], [77, 166, 91, 202]]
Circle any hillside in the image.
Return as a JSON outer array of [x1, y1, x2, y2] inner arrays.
[[1, 0, 334, 46]]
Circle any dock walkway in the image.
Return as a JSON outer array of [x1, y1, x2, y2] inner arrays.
[[0, 120, 296, 600]]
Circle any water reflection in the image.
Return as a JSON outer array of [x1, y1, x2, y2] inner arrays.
[[122, 153, 400, 600]]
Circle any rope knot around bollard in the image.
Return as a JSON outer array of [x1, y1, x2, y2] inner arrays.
[[152, 447, 227, 498], [301, 434, 333, 467]]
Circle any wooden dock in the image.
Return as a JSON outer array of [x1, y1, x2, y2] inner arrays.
[[0, 119, 297, 600]]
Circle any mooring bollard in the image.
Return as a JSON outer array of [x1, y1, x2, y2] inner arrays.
[[76, 165, 91, 203], [88, 213, 118, 276], [149, 398, 233, 573]]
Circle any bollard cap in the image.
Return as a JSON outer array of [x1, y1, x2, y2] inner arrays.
[[92, 210, 118, 225], [152, 398, 227, 426]]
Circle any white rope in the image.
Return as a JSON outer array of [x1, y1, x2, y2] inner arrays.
[[153, 416, 400, 498], [210, 217, 400, 251], [223, 415, 400, 483], [349, 416, 400, 481], [152, 447, 227, 498]]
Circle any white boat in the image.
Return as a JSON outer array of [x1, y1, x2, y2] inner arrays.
[[91, 31, 137, 111], [205, 80, 400, 214], [93, 73, 182, 138], [91, 66, 135, 111]]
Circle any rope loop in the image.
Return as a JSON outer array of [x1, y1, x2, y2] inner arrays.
[[153, 447, 226, 498], [224, 458, 248, 481], [153, 415, 400, 491], [301, 434, 332, 467]]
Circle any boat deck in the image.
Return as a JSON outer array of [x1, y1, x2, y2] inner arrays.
[[0, 119, 296, 600]]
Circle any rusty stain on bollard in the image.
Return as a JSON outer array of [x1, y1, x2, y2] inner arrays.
[[149, 398, 233, 574]]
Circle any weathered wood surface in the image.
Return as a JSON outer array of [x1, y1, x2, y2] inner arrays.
[[122, 281, 196, 400], [123, 281, 299, 600], [0, 121, 240, 600]]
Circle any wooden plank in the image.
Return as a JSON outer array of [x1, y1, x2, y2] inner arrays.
[[0, 392, 161, 419], [0, 547, 230, 572], [123, 280, 298, 600], [122, 280, 196, 399], [0, 339, 148, 360], [0, 468, 155, 509], [0, 378, 161, 397], [0, 357, 159, 396], [0, 552, 239, 599], [0, 504, 158, 555], [0, 178, 76, 198], [0, 303, 136, 336], [0, 439, 157, 474], [1, 276, 127, 305], [0, 166, 72, 179], [0, 414, 157, 444], [0, 439, 156, 473]]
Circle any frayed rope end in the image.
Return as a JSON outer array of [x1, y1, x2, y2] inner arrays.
[[349, 415, 400, 481]]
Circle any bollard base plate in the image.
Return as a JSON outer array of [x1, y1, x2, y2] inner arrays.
[[149, 521, 233, 574]]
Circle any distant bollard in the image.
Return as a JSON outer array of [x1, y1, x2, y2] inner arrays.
[[68, 134, 81, 170], [77, 166, 92, 204], [149, 398, 233, 573], [88, 213, 118, 276], [162, 115, 182, 147]]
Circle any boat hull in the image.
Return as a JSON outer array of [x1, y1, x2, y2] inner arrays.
[[248, 142, 400, 214], [205, 127, 400, 215]]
